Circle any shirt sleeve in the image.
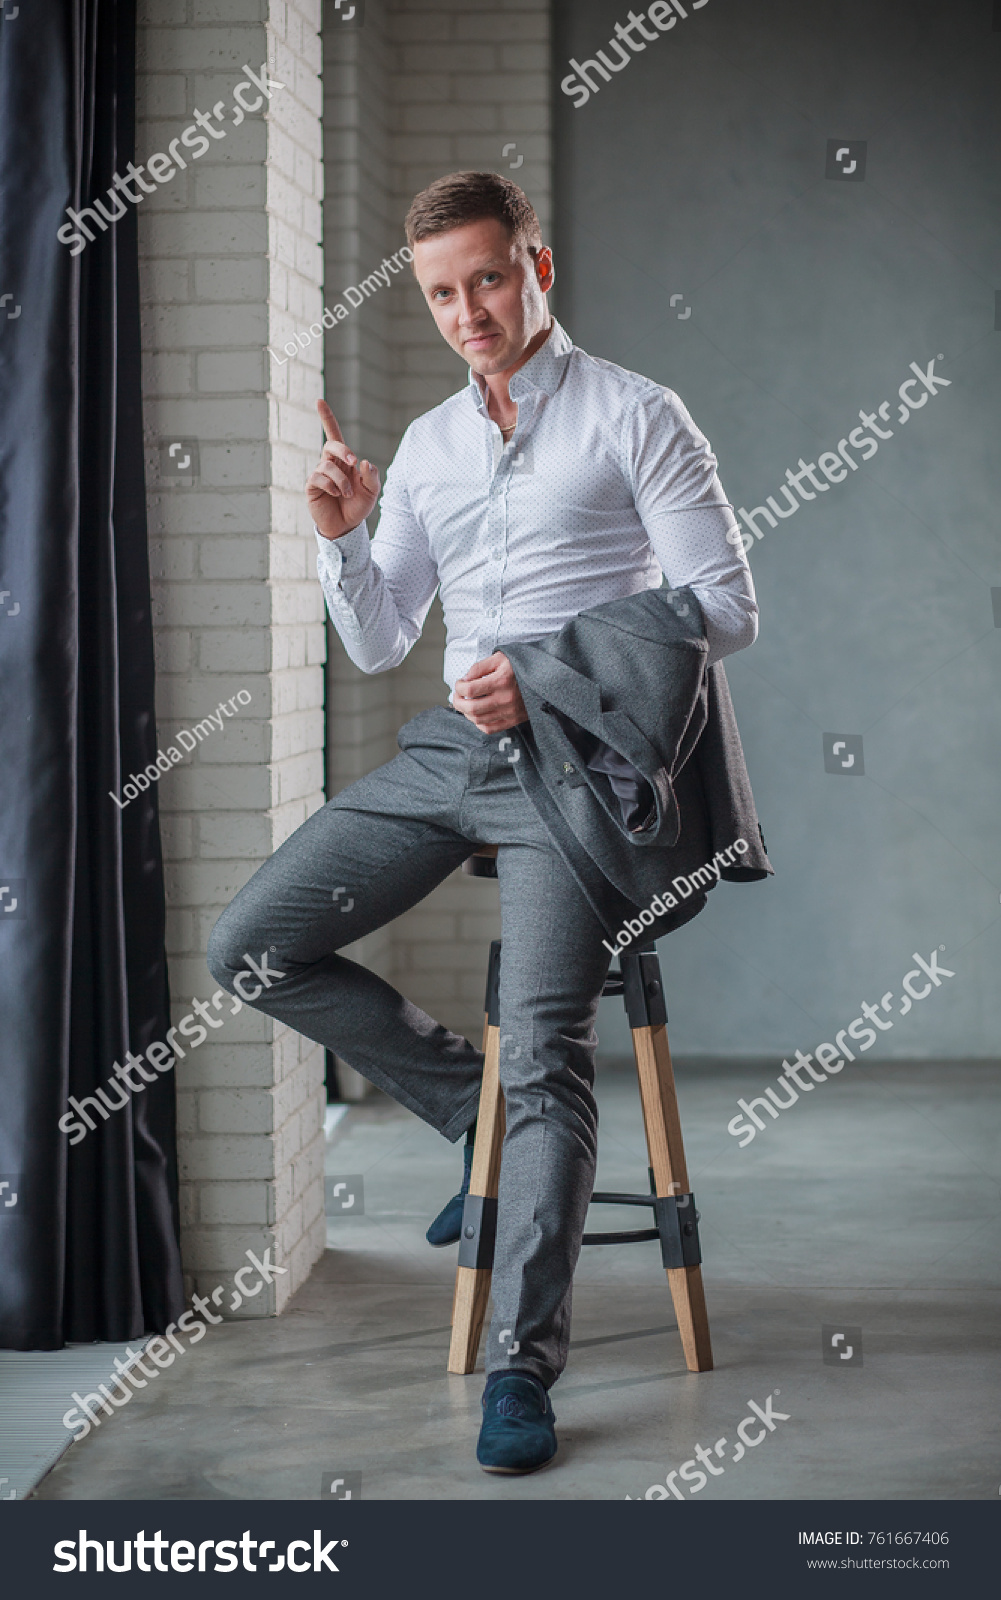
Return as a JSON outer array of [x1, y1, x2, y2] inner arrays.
[[315, 427, 440, 674], [621, 387, 758, 664]]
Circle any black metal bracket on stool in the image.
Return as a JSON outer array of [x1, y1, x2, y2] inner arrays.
[[601, 945, 667, 1028], [457, 1193, 498, 1269]]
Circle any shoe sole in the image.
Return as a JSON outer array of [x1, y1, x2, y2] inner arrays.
[[478, 1449, 557, 1477]]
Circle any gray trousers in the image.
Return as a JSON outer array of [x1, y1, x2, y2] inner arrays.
[[207, 705, 614, 1388]]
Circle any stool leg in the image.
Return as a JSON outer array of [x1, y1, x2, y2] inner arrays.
[[447, 942, 505, 1375], [624, 952, 714, 1374], [632, 1022, 713, 1372]]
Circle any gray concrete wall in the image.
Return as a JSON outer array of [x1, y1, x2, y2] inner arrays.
[[555, 0, 1001, 1059]]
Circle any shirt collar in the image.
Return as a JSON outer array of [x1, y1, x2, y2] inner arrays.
[[467, 317, 573, 410]]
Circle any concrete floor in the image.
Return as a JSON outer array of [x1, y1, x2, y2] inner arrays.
[[34, 1056, 1000, 1500]]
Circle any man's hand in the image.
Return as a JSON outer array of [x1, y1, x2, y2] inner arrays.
[[307, 400, 381, 540], [453, 652, 528, 734]]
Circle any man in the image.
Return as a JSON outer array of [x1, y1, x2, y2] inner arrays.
[[208, 172, 757, 1475]]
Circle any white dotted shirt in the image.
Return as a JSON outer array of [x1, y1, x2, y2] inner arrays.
[[316, 319, 757, 696]]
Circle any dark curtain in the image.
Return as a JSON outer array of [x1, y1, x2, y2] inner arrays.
[[0, 0, 184, 1347]]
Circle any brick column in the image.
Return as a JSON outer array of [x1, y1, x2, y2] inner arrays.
[[317, 0, 554, 1055], [138, 0, 327, 1311], [385, 0, 554, 1044], [320, 0, 399, 1097]]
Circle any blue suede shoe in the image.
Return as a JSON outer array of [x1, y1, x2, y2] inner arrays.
[[425, 1138, 474, 1247], [476, 1371, 558, 1475]]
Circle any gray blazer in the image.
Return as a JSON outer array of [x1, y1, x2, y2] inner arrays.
[[502, 584, 773, 940]]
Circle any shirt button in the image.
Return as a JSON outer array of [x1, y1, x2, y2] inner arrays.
[[487, 607, 498, 618]]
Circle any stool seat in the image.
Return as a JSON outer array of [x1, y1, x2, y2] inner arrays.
[[462, 843, 499, 878], [446, 935, 713, 1377]]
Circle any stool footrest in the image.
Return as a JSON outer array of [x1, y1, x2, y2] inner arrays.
[[585, 1189, 702, 1269], [582, 1227, 661, 1246]]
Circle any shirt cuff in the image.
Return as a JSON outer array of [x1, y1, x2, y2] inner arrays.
[[314, 521, 371, 585]]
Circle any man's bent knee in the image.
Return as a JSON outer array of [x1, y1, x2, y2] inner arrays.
[[206, 907, 243, 990], [205, 906, 285, 1005]]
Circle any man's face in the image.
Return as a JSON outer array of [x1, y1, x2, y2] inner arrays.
[[412, 217, 554, 376]]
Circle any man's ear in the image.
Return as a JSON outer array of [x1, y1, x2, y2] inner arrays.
[[535, 246, 555, 294]]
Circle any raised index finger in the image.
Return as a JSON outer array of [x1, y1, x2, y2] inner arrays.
[[316, 399, 344, 445]]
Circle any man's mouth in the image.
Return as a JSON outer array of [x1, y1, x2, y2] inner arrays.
[[464, 330, 500, 350]]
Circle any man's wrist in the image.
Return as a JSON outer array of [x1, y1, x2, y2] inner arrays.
[[315, 522, 371, 589], [315, 520, 368, 544], [315, 521, 364, 542]]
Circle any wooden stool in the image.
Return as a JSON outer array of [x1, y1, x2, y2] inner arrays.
[[447, 844, 713, 1376]]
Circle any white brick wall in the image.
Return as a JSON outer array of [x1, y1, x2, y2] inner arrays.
[[139, 0, 328, 1312]]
